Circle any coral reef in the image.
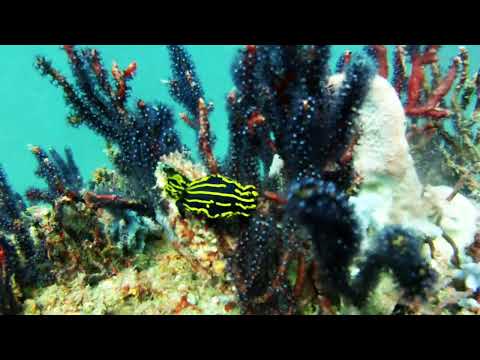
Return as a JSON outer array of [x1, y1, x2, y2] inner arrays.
[[287, 178, 437, 308], [2, 44, 480, 315], [25, 146, 164, 285], [22, 240, 239, 315], [0, 165, 50, 313], [366, 45, 480, 200], [26, 146, 83, 204], [35, 46, 182, 209]]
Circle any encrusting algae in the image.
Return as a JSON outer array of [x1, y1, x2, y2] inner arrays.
[[2, 45, 480, 315], [23, 240, 239, 315]]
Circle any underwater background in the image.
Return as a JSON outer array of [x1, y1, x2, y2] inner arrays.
[[1, 45, 476, 196], [3, 44, 480, 315]]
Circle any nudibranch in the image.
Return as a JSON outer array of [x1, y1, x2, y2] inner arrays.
[[161, 166, 259, 219]]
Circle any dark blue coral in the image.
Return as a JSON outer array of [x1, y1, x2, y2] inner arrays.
[[167, 45, 206, 119], [0, 165, 34, 260], [35, 47, 183, 206], [31, 45, 437, 315], [0, 233, 22, 314], [287, 178, 363, 299], [0, 165, 50, 295], [354, 226, 438, 305], [287, 178, 437, 307], [226, 46, 375, 188], [26, 146, 83, 204]]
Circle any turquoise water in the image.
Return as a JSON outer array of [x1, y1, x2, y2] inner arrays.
[[0, 45, 478, 195]]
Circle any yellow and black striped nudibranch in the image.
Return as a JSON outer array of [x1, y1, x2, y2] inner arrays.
[[163, 167, 259, 219]]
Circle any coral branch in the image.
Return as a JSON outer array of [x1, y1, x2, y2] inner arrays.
[[0, 234, 21, 314], [36, 46, 183, 206], [287, 178, 437, 306], [393, 45, 408, 94], [405, 46, 459, 119], [111, 60, 137, 104], [26, 145, 83, 204], [294, 253, 307, 298], [247, 112, 266, 136], [264, 191, 288, 205], [366, 45, 389, 78], [474, 69, 480, 116], [32, 44, 444, 316], [336, 50, 352, 73], [83, 192, 154, 218], [167, 45, 205, 119], [198, 98, 218, 174], [0, 166, 34, 260]]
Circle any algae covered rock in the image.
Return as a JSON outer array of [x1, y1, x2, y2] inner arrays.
[[23, 240, 239, 315]]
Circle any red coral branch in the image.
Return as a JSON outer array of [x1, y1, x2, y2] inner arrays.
[[406, 123, 437, 145], [266, 139, 278, 154], [179, 112, 198, 129], [89, 49, 116, 99], [475, 71, 480, 115], [198, 98, 219, 174], [339, 134, 359, 166], [246, 44, 257, 56], [247, 111, 266, 136], [369, 45, 389, 78], [83, 191, 151, 216], [227, 90, 237, 105], [338, 50, 352, 73], [90, 49, 103, 77], [264, 191, 288, 205], [393, 45, 407, 94], [173, 295, 197, 314], [294, 253, 307, 298], [405, 46, 459, 120], [468, 232, 480, 263], [63, 45, 75, 61], [0, 245, 6, 269], [253, 251, 292, 306], [111, 61, 137, 104], [406, 46, 440, 107]]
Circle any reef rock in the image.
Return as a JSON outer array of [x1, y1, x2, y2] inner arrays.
[[423, 185, 480, 263], [330, 74, 422, 195], [331, 74, 480, 264], [329, 75, 424, 239]]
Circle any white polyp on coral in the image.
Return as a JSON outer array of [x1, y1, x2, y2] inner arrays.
[[268, 154, 284, 178]]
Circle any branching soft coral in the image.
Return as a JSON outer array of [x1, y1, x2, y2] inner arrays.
[[226, 46, 374, 189], [167, 45, 218, 174], [287, 178, 437, 308], [0, 166, 32, 259], [0, 165, 51, 313], [26, 146, 83, 204], [366, 45, 480, 198], [0, 233, 22, 314], [223, 46, 378, 313], [365, 45, 459, 120], [33, 45, 440, 315], [35, 46, 183, 208]]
